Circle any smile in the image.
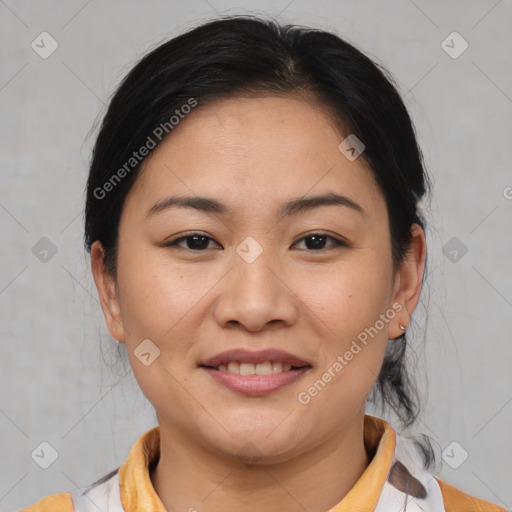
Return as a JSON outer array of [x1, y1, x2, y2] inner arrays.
[[199, 348, 312, 395], [200, 363, 311, 396], [204, 361, 307, 375]]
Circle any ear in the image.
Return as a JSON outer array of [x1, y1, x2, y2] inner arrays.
[[90, 241, 126, 343], [389, 224, 427, 339]]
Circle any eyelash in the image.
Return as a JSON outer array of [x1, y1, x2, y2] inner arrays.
[[164, 232, 348, 252]]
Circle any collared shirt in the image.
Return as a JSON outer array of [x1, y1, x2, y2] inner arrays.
[[19, 415, 506, 512]]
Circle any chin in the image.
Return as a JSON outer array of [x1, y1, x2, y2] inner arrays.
[[208, 425, 306, 465]]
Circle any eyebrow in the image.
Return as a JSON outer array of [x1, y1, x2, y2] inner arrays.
[[145, 192, 365, 219]]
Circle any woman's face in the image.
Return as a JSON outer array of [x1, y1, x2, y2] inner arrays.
[[93, 95, 423, 462]]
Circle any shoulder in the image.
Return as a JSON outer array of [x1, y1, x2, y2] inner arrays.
[[17, 473, 124, 512], [378, 430, 507, 512], [436, 478, 508, 512], [17, 492, 73, 512]]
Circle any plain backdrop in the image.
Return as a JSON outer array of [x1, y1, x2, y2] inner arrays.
[[1, 1, 511, 510]]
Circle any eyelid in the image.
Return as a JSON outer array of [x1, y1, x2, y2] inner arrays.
[[291, 232, 348, 250], [165, 231, 348, 251], [165, 232, 222, 249]]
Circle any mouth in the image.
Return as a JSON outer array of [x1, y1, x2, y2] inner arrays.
[[199, 349, 312, 396], [200, 361, 310, 374]]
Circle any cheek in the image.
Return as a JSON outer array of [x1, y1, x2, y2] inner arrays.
[[115, 251, 206, 413], [295, 257, 392, 404], [298, 257, 394, 339], [116, 245, 215, 342]]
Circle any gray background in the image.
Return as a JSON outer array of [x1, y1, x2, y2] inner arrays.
[[1, 1, 511, 510]]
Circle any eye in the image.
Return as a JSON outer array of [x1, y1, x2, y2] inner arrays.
[[292, 233, 347, 251], [165, 233, 222, 251], [165, 232, 347, 252]]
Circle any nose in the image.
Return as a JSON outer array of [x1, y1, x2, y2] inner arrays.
[[213, 251, 299, 332]]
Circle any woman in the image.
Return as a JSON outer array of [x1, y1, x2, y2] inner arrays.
[[19, 16, 506, 512]]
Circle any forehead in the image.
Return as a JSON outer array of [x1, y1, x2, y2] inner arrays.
[[160, 94, 345, 163], [127, 95, 385, 219]]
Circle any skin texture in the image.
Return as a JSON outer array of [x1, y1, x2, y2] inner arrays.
[[91, 95, 426, 512]]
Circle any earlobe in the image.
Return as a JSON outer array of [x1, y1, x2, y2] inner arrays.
[[389, 302, 410, 340], [389, 224, 426, 339], [90, 241, 126, 343]]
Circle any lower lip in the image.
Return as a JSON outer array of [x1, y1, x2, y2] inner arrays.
[[201, 367, 310, 396]]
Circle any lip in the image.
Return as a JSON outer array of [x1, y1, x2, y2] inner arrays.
[[201, 366, 311, 396], [199, 348, 312, 396], [199, 348, 310, 367]]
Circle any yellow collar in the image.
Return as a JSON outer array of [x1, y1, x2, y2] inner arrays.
[[118, 414, 396, 512]]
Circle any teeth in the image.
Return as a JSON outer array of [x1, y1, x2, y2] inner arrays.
[[240, 362, 255, 375], [216, 361, 296, 375], [272, 362, 283, 373], [256, 361, 273, 375], [227, 361, 240, 373]]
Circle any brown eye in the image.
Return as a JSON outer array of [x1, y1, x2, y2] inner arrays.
[[293, 233, 346, 251], [166, 233, 222, 251]]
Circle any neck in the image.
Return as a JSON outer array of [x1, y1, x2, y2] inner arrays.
[[150, 414, 371, 512]]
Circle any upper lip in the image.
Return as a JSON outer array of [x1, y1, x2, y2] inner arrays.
[[199, 348, 311, 368]]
